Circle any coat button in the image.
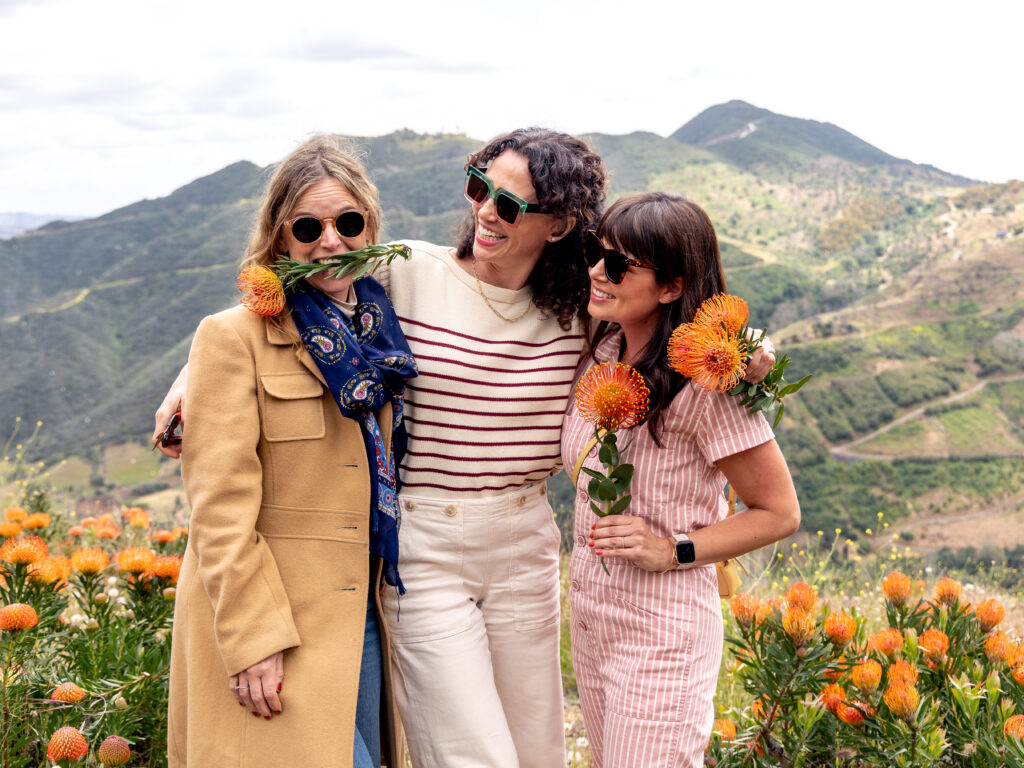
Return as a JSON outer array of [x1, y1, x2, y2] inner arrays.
[[443, 504, 457, 517], [405, 500, 417, 511]]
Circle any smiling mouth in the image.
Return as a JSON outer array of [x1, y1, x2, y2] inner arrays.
[[477, 224, 507, 243], [592, 287, 615, 299]]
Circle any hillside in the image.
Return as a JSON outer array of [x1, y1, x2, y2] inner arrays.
[[2, 103, 1023, 555]]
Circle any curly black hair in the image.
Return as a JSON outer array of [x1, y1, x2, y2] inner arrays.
[[454, 127, 607, 330]]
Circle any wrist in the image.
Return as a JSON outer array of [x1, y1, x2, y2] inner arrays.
[[657, 537, 677, 573]]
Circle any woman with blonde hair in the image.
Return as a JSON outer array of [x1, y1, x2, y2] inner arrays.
[[167, 134, 414, 768]]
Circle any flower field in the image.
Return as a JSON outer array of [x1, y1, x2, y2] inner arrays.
[[0, 489, 183, 767]]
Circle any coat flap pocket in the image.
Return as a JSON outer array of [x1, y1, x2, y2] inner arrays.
[[260, 373, 324, 400], [257, 504, 366, 543]]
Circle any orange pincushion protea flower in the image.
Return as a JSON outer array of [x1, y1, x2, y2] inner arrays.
[[712, 719, 737, 741], [68, 526, 86, 537], [80, 516, 98, 528], [975, 598, 1006, 633], [692, 294, 749, 336], [836, 701, 867, 727], [933, 576, 962, 606], [869, 628, 903, 658], [150, 555, 183, 584], [888, 659, 919, 686], [1012, 664, 1024, 686], [819, 683, 846, 713], [851, 659, 882, 692], [27, 556, 64, 585], [4, 507, 26, 523], [785, 581, 817, 613], [667, 324, 747, 393], [782, 606, 815, 647], [97, 735, 131, 766], [574, 362, 650, 431], [1006, 714, 1024, 740], [824, 612, 856, 647], [729, 593, 759, 629], [755, 598, 782, 626], [918, 628, 950, 662], [71, 548, 110, 575], [0, 603, 39, 631], [0, 523, 20, 538], [882, 571, 912, 606], [51, 682, 88, 703], [985, 631, 1013, 665], [148, 529, 177, 544], [95, 525, 120, 539], [751, 695, 770, 720], [117, 547, 157, 574], [124, 508, 150, 529], [0, 535, 48, 564], [22, 513, 51, 529], [883, 683, 919, 722], [47, 726, 88, 762], [238, 265, 286, 317]]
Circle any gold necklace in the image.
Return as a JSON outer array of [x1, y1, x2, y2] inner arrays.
[[471, 259, 532, 323]]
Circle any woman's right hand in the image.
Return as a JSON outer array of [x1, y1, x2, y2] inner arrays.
[[230, 651, 285, 718], [152, 364, 189, 458]]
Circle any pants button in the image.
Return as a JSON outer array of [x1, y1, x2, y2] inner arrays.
[[516, 496, 526, 507], [404, 500, 417, 511], [443, 504, 457, 517]]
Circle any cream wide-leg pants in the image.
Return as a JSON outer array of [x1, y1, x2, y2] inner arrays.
[[381, 483, 566, 768]]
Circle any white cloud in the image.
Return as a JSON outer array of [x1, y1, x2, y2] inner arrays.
[[1, 0, 1022, 215]]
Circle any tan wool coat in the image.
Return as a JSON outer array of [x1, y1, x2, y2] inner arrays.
[[168, 305, 404, 767]]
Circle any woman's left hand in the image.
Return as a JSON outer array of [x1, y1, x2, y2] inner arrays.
[[589, 515, 675, 572], [743, 332, 776, 383]]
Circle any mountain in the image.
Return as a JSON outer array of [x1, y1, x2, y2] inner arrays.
[[671, 100, 974, 185], [0, 212, 87, 239], [2, 105, 1022, 552]]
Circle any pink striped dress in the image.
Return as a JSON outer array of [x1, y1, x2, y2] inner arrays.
[[562, 332, 775, 767]]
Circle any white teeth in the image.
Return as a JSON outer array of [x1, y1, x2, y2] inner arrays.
[[478, 225, 505, 241], [593, 288, 615, 299]]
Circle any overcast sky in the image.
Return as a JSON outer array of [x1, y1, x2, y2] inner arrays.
[[2, 0, 1021, 217]]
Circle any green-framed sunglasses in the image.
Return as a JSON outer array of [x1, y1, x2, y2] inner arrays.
[[464, 166, 551, 228]]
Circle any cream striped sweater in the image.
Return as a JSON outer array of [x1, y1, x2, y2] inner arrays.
[[374, 241, 585, 497]]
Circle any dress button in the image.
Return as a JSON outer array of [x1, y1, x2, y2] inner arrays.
[[580, 491, 589, 503], [570, 580, 580, 591], [576, 535, 587, 546], [444, 504, 457, 517], [404, 500, 417, 511]]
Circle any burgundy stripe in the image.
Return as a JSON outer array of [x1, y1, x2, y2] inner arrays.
[[408, 385, 567, 404], [404, 449, 562, 463], [409, 434, 559, 448], [416, 371, 575, 388], [399, 315, 584, 347], [409, 403, 566, 417], [399, 465, 553, 478], [406, 334, 581, 361], [411, 353, 578, 375], [406, 417, 561, 432], [399, 478, 548, 493]]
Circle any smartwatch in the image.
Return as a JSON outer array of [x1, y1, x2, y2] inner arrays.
[[673, 533, 696, 569]]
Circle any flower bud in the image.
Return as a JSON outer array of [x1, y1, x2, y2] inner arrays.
[[93, 593, 108, 604], [163, 587, 177, 601], [114, 695, 128, 710], [85, 618, 99, 631]]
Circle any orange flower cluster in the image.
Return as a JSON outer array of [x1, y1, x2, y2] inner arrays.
[[712, 719, 737, 741], [71, 548, 111, 575], [51, 682, 88, 703], [574, 362, 650, 431], [1006, 714, 1024, 740], [933, 576, 962, 607], [238, 265, 286, 317], [98, 735, 132, 766], [4, 507, 27, 523], [117, 547, 157, 574], [23, 512, 51, 529], [824, 612, 856, 647], [819, 683, 846, 713], [985, 631, 1013, 665], [0, 522, 20, 538], [869, 628, 903, 658], [149, 554, 183, 584], [888, 660, 918, 687], [124, 507, 150, 528], [975, 598, 1005, 633], [0, 535, 48, 564], [883, 683, 919, 722], [851, 659, 882, 693], [729, 593, 759, 630], [28, 555, 71, 585], [667, 324, 747, 393], [836, 701, 871, 728], [918, 628, 950, 662], [881, 571, 912, 605], [47, 726, 88, 762], [781, 606, 815, 647], [0, 603, 39, 631], [692, 294, 749, 335], [785, 581, 817, 613]]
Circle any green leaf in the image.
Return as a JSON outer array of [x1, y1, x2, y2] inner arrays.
[[778, 374, 813, 397], [580, 467, 604, 480], [609, 463, 634, 484], [598, 443, 612, 465], [590, 501, 605, 517], [598, 479, 619, 501], [588, 478, 601, 500], [772, 402, 785, 429], [609, 494, 632, 514]]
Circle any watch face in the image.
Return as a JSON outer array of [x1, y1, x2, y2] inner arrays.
[[675, 539, 696, 565]]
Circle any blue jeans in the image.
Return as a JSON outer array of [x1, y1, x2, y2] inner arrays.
[[353, 598, 382, 768]]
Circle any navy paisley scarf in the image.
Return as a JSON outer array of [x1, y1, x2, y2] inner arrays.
[[288, 278, 417, 594]]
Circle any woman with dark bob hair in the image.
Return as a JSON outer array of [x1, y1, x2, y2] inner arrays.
[[156, 130, 775, 767], [564, 193, 799, 767]]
